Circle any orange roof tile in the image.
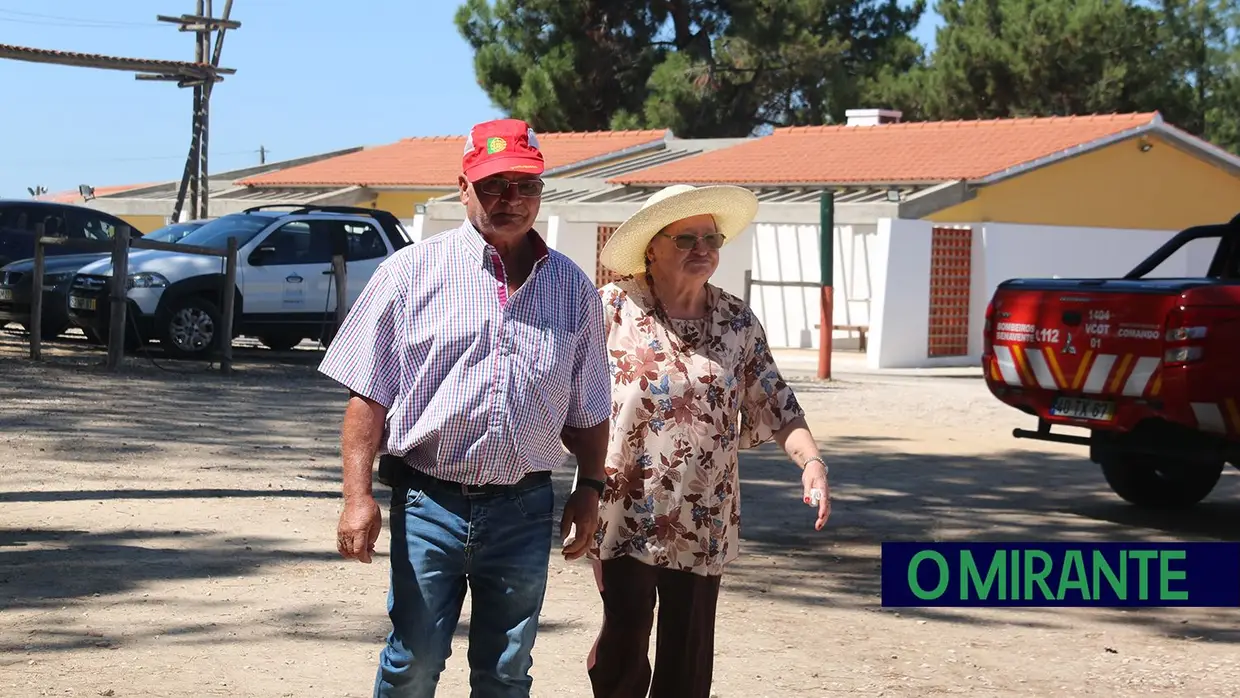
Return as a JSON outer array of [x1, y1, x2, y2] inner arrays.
[[609, 113, 1160, 186], [239, 129, 669, 188]]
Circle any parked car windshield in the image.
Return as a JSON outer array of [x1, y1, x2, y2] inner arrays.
[[143, 221, 206, 244], [174, 214, 272, 250]]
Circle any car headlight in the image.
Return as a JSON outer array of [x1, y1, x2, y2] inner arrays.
[[127, 272, 169, 290]]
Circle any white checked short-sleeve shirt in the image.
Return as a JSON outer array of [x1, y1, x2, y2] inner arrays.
[[317, 220, 611, 485]]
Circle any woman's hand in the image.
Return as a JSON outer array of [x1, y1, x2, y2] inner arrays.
[[801, 459, 831, 531], [772, 418, 830, 531]]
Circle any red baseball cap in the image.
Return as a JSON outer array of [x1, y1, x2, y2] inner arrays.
[[461, 118, 546, 182]]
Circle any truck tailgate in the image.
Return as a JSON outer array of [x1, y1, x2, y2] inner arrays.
[[985, 278, 1205, 417]]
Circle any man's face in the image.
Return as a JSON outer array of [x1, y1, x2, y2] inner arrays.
[[459, 173, 543, 239]]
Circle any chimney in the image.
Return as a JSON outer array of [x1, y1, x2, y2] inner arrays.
[[845, 108, 903, 127]]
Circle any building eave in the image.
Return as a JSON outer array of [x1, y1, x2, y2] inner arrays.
[[542, 132, 673, 178]]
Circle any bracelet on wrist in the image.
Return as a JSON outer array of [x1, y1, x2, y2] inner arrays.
[[802, 456, 828, 475]]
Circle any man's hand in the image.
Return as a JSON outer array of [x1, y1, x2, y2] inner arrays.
[[338, 494, 382, 563], [559, 488, 600, 561], [801, 460, 831, 532]]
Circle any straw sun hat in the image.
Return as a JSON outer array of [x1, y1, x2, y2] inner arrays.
[[598, 184, 759, 277]]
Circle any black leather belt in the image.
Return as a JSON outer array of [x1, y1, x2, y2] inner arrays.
[[377, 454, 551, 495]]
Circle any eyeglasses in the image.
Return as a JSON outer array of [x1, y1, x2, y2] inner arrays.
[[475, 178, 545, 198], [660, 232, 725, 250]]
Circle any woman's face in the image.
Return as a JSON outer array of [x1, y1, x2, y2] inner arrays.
[[646, 214, 722, 284]]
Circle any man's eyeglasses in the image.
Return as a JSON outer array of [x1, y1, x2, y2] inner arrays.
[[476, 178, 545, 198], [660, 232, 726, 250]]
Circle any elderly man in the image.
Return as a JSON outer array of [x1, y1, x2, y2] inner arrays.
[[318, 117, 612, 697]]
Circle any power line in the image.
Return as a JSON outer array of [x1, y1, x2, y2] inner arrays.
[[0, 9, 164, 29], [9, 148, 263, 167]]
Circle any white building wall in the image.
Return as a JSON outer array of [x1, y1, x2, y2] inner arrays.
[[866, 219, 1199, 369], [866, 219, 942, 369], [418, 199, 1211, 371], [547, 218, 599, 279], [749, 221, 879, 349], [418, 199, 891, 350]]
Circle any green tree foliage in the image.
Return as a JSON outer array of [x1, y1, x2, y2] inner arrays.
[[870, 0, 1240, 152], [1156, 0, 1240, 151], [454, 0, 670, 133], [456, 0, 1240, 153], [455, 0, 925, 137], [870, 0, 1175, 119]]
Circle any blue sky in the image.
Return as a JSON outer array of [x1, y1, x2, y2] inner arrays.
[[0, 0, 942, 199]]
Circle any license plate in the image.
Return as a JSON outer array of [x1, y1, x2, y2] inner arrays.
[[1051, 397, 1115, 421], [69, 295, 96, 311], [0, 289, 11, 301]]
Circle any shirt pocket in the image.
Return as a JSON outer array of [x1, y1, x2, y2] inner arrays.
[[507, 318, 568, 392]]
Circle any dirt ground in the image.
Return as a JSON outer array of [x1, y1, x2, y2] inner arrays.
[[3, 331, 1240, 697]]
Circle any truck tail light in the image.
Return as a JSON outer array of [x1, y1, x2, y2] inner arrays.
[[1165, 326, 1208, 341], [1164, 346, 1204, 363], [1163, 306, 1206, 365]]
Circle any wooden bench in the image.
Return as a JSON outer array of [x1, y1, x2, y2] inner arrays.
[[833, 324, 868, 352]]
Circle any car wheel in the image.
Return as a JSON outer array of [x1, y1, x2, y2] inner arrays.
[[160, 295, 222, 360], [1099, 453, 1224, 509]]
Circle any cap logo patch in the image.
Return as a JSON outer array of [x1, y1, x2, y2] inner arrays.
[[486, 137, 507, 154]]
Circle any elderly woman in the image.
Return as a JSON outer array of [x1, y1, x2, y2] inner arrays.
[[583, 184, 831, 698]]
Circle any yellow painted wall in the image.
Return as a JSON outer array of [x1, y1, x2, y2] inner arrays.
[[927, 134, 1240, 230], [116, 214, 168, 235], [370, 190, 450, 218]]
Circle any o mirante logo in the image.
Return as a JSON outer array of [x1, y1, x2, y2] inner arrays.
[[881, 542, 1240, 607]]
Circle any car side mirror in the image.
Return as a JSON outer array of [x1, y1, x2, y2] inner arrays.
[[250, 245, 276, 266]]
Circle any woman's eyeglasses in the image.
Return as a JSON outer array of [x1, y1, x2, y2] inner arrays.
[[476, 178, 545, 198], [660, 232, 725, 250]]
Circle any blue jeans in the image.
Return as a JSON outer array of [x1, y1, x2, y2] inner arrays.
[[374, 475, 555, 698]]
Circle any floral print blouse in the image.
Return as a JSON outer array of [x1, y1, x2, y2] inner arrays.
[[590, 275, 806, 577]]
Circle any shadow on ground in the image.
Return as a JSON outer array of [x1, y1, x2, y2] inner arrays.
[[4, 331, 1240, 651], [0, 527, 337, 614], [717, 440, 1240, 642]]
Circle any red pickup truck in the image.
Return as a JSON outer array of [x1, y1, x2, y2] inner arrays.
[[982, 213, 1240, 509]]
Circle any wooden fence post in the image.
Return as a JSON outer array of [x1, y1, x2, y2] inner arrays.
[[332, 254, 347, 332], [220, 236, 237, 375], [106, 225, 131, 371], [29, 222, 45, 361]]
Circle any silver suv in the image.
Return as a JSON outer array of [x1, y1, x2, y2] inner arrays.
[[67, 204, 412, 359]]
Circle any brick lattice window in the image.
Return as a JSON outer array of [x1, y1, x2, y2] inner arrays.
[[595, 225, 625, 287], [927, 226, 973, 357]]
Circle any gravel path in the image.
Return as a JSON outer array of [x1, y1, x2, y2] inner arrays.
[[2, 333, 1239, 697]]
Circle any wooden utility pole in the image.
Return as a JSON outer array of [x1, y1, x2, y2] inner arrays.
[[163, 0, 239, 223]]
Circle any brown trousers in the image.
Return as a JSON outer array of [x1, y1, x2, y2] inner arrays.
[[586, 555, 723, 698]]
